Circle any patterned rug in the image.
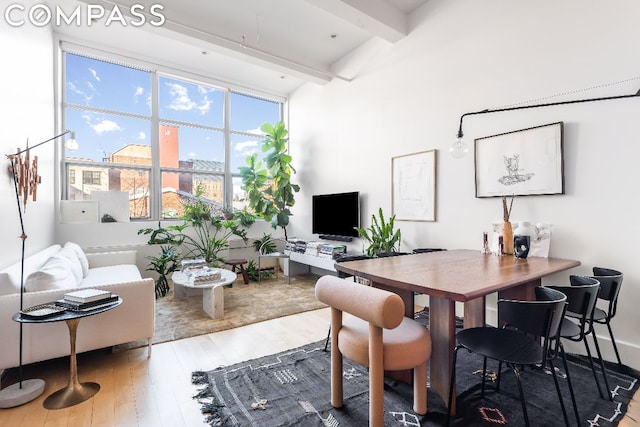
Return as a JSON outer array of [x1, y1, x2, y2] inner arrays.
[[115, 273, 325, 350], [191, 310, 639, 426]]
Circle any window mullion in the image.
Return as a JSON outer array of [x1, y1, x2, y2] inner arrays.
[[150, 71, 161, 220], [223, 90, 231, 209]]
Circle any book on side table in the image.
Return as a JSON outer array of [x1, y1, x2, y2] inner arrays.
[[64, 288, 112, 303], [55, 295, 120, 311]]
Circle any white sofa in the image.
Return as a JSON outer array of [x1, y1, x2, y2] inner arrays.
[[0, 242, 155, 372]]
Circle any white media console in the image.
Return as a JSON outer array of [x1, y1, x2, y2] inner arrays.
[[285, 250, 338, 275]]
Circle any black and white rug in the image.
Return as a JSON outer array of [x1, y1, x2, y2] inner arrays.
[[192, 339, 638, 426]]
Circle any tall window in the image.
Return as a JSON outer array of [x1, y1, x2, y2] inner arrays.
[[62, 50, 283, 220]]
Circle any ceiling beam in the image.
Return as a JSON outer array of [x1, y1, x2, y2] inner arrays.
[[75, 0, 337, 85], [305, 0, 407, 43]]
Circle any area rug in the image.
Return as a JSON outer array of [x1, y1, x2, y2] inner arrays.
[[115, 273, 325, 350], [191, 310, 639, 426]]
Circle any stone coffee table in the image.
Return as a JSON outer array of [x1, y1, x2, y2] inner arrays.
[[171, 269, 236, 319]]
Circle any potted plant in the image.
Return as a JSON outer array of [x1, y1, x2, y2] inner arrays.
[[355, 208, 402, 257], [180, 185, 250, 266], [239, 121, 300, 240], [138, 221, 186, 298]]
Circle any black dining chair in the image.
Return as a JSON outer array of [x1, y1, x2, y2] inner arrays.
[[589, 267, 624, 366], [446, 287, 578, 427], [549, 275, 612, 401]]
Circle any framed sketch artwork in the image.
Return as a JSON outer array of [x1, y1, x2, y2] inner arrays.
[[474, 122, 564, 198], [392, 149, 437, 221]]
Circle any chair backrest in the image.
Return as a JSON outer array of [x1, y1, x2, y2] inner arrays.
[[315, 275, 404, 330], [591, 266, 623, 303], [498, 287, 567, 362], [549, 276, 600, 331]]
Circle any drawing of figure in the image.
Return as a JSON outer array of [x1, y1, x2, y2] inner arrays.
[[498, 153, 535, 186]]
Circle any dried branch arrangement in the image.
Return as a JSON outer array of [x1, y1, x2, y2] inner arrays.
[[502, 195, 514, 222]]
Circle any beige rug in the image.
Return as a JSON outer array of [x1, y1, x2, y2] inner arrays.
[[116, 273, 326, 350]]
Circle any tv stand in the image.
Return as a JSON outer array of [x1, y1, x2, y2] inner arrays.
[[319, 234, 353, 242], [287, 251, 337, 275]]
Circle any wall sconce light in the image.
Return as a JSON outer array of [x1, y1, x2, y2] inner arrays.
[[452, 87, 640, 158]]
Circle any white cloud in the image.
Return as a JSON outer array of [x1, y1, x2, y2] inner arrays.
[[88, 68, 101, 82], [137, 131, 146, 140], [247, 127, 265, 135], [166, 82, 196, 111], [165, 82, 212, 115], [235, 140, 258, 151], [92, 119, 121, 134], [67, 81, 93, 104]]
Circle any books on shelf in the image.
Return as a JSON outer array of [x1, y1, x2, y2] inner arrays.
[[56, 295, 119, 311], [64, 288, 112, 303]]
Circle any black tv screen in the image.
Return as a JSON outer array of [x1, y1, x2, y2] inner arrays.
[[312, 191, 360, 239]]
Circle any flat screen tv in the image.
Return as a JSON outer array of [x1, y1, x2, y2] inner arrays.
[[312, 191, 360, 240]]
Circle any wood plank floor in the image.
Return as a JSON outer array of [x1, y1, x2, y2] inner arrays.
[[0, 308, 331, 427], [0, 306, 638, 426]]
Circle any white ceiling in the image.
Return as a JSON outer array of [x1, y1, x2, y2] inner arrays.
[[53, 0, 429, 96]]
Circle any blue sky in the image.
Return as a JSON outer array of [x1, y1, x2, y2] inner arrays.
[[64, 53, 280, 173]]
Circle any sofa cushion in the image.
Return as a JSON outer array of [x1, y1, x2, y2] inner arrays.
[[80, 264, 142, 287], [64, 242, 89, 278], [0, 244, 62, 295], [25, 255, 77, 292]]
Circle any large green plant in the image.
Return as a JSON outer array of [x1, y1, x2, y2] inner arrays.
[[355, 208, 402, 257], [138, 222, 186, 298], [180, 185, 249, 266], [239, 121, 300, 240]]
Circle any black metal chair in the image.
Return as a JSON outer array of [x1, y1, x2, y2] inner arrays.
[[549, 275, 612, 401], [446, 287, 578, 427], [589, 267, 624, 366]]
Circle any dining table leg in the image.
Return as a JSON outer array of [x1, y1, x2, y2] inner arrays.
[[429, 296, 457, 409]]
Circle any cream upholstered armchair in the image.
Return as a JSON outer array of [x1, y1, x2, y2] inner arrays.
[[315, 275, 432, 427]]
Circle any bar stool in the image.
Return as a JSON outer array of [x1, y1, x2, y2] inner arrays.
[[225, 259, 249, 284]]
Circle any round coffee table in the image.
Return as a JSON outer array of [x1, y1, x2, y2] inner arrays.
[[171, 269, 236, 319]]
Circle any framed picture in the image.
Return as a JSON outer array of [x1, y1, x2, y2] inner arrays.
[[392, 149, 437, 221], [474, 122, 564, 198]]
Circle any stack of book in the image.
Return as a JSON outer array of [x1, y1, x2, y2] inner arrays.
[[55, 288, 119, 311], [184, 266, 222, 286], [318, 244, 347, 258]]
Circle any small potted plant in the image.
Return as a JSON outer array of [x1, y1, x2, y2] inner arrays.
[[138, 221, 186, 298], [355, 208, 402, 257]]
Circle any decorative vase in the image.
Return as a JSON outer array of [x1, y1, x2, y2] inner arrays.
[[513, 221, 533, 259], [502, 221, 514, 255]]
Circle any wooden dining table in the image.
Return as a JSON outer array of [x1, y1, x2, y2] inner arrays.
[[334, 249, 580, 409]]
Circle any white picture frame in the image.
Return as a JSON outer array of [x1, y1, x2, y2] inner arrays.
[[392, 149, 437, 221], [474, 122, 564, 198]]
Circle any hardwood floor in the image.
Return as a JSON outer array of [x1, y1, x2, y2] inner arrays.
[[0, 308, 331, 427], [1, 306, 638, 426]]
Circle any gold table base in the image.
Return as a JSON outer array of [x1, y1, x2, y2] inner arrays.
[[44, 382, 99, 410], [44, 318, 100, 410]]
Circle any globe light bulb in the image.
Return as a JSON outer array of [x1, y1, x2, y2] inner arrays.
[[449, 136, 468, 158]]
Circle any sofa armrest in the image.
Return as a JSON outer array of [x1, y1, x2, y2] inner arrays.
[[86, 250, 137, 268]]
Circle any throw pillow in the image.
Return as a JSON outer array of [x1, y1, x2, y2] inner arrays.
[[25, 256, 77, 292], [64, 242, 89, 278], [57, 246, 83, 284]]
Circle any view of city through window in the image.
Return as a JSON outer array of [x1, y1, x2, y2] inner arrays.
[[63, 52, 282, 220]]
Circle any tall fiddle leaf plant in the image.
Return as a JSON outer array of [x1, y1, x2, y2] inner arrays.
[[240, 121, 300, 240]]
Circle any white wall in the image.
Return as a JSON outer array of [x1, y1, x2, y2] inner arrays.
[[288, 0, 640, 367], [0, 14, 57, 267]]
